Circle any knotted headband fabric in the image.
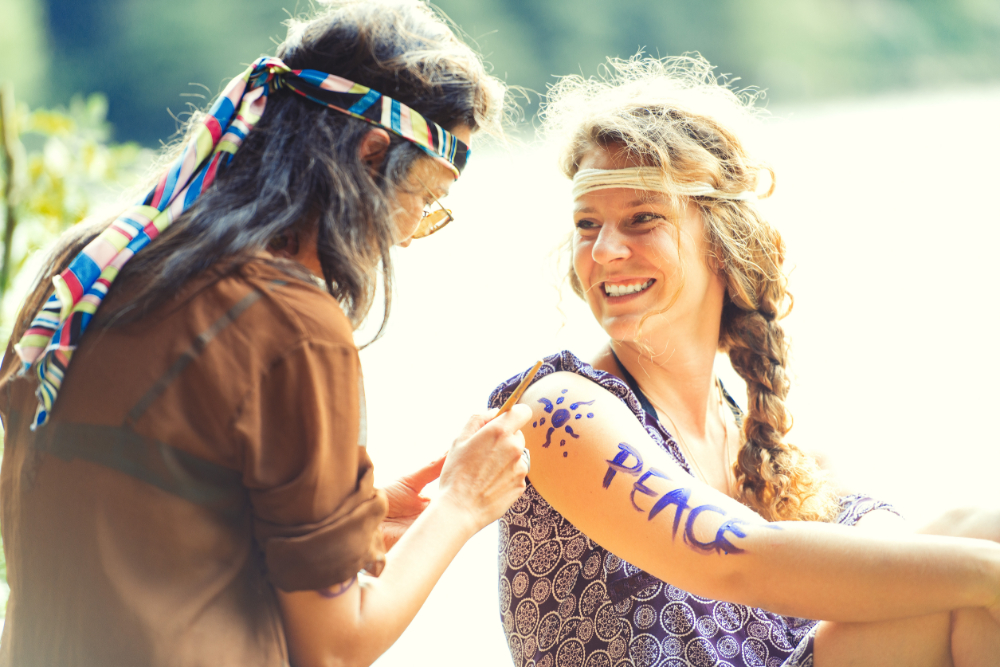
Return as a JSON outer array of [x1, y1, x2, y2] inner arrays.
[[14, 56, 470, 429]]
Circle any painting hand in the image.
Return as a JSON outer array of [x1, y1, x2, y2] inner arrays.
[[438, 404, 532, 535]]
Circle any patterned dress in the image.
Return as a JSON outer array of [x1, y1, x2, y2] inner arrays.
[[489, 351, 895, 667]]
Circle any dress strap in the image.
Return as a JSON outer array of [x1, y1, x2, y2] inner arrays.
[[609, 350, 658, 420], [610, 350, 744, 426]]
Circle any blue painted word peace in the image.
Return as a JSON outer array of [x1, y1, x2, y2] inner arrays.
[[602, 443, 777, 555]]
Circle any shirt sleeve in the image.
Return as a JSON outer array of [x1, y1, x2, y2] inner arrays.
[[233, 338, 387, 592]]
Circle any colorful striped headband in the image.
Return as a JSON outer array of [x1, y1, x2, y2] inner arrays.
[[14, 56, 470, 429]]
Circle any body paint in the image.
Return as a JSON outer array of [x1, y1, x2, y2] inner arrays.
[[534, 392, 595, 449], [601, 445, 779, 555], [602, 443, 643, 488], [649, 487, 693, 538], [318, 575, 357, 598], [630, 468, 670, 513]]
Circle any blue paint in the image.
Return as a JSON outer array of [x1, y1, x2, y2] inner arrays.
[[561, 389, 568, 394], [318, 575, 357, 598], [684, 504, 732, 553], [630, 468, 670, 512], [563, 452, 568, 457], [532, 421, 537, 428], [597, 442, 781, 557], [587, 413, 594, 418], [602, 443, 643, 488], [649, 487, 692, 538], [538, 392, 595, 452]]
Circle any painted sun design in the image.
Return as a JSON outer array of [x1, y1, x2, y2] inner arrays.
[[533, 389, 595, 449]]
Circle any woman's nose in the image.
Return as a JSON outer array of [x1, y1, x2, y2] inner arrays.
[[591, 224, 631, 265]]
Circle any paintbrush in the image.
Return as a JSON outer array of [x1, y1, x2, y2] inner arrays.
[[493, 360, 543, 419]]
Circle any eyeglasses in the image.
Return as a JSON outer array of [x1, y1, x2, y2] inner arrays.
[[411, 179, 454, 239]]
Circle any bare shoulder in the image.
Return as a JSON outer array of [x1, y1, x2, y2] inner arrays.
[[524, 369, 611, 401], [520, 370, 635, 449]]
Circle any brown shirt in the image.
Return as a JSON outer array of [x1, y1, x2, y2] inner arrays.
[[0, 260, 387, 667]]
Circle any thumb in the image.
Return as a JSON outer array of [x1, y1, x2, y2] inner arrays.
[[402, 454, 447, 492]]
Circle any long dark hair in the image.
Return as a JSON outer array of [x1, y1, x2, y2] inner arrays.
[[9, 0, 504, 353]]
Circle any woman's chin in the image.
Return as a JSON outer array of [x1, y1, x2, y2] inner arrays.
[[598, 316, 644, 344]]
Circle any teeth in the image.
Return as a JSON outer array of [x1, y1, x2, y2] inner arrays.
[[604, 279, 653, 297]]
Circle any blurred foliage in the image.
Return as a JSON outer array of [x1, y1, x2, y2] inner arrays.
[[4, 0, 999, 145], [0, 89, 151, 336], [0, 89, 148, 616]]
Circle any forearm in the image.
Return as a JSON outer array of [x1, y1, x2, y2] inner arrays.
[[567, 481, 1000, 624], [702, 520, 1000, 622], [278, 498, 478, 667], [352, 498, 478, 660]]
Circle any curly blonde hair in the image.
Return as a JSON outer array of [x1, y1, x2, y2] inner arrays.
[[544, 55, 837, 522]]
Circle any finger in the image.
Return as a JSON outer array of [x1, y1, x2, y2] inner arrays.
[[402, 454, 447, 491], [491, 403, 532, 433], [453, 408, 500, 443]]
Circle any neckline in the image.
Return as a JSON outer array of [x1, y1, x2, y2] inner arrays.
[[608, 349, 742, 424]]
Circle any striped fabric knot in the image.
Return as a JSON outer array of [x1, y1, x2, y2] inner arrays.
[[14, 56, 470, 429]]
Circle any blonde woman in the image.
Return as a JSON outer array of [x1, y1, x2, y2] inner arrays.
[[490, 57, 999, 667]]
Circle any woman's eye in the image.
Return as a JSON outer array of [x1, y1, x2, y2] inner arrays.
[[575, 219, 599, 231], [632, 212, 663, 225]]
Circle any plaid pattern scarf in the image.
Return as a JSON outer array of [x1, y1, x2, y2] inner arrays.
[[14, 56, 470, 429]]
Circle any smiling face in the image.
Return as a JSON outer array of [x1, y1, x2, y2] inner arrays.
[[572, 144, 727, 346], [393, 124, 472, 247]]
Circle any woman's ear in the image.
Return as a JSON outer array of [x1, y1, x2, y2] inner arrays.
[[707, 250, 726, 275], [359, 128, 392, 173]]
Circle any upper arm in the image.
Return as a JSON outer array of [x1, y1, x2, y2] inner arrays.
[[519, 371, 776, 599]]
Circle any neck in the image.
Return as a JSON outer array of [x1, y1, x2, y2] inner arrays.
[[605, 316, 722, 439]]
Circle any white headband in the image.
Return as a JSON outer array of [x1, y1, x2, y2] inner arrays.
[[571, 167, 757, 202]]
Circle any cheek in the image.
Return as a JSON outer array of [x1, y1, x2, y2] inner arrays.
[[393, 191, 423, 238], [572, 239, 592, 284]]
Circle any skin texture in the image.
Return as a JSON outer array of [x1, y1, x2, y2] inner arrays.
[[271, 126, 537, 667], [545, 143, 1000, 665]]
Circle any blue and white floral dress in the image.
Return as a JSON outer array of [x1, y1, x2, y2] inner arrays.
[[489, 351, 894, 667]]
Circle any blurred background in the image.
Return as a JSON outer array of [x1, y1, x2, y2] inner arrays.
[[1, 0, 999, 664]]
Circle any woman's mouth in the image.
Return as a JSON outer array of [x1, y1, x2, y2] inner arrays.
[[602, 279, 655, 299]]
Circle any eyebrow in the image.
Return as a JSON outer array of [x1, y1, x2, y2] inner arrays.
[[574, 196, 669, 214]]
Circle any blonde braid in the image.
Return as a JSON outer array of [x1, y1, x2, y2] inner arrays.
[[720, 301, 836, 522]]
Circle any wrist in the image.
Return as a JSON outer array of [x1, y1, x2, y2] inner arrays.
[[432, 490, 485, 540]]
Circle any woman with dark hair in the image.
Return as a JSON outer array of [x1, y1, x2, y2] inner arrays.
[[0, 2, 529, 666], [490, 56, 1000, 667]]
